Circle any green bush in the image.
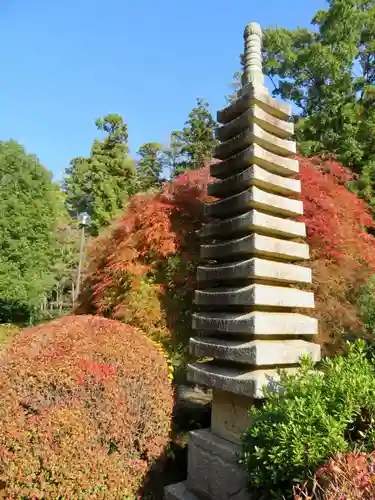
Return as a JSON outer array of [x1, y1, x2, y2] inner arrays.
[[239, 340, 375, 499]]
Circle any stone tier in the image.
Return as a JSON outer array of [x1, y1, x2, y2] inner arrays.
[[190, 338, 321, 365], [192, 311, 318, 335], [195, 283, 314, 309], [204, 185, 303, 218], [216, 104, 294, 142], [187, 362, 297, 399], [217, 84, 291, 123], [210, 143, 299, 178], [200, 209, 306, 240], [197, 258, 311, 285], [200, 233, 309, 261], [207, 164, 301, 198], [214, 122, 296, 161]]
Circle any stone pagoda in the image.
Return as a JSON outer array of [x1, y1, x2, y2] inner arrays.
[[165, 22, 320, 500]]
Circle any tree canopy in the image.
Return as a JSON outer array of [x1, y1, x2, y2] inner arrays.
[[135, 142, 164, 192], [168, 98, 217, 177], [0, 140, 62, 322], [64, 114, 136, 235], [259, 0, 375, 203]]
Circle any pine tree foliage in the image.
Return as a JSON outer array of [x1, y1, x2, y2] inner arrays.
[[64, 114, 135, 236]]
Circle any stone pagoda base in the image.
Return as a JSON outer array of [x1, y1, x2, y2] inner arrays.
[[165, 390, 252, 500], [165, 429, 249, 500]]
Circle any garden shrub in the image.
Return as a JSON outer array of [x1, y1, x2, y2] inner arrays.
[[0, 315, 173, 499], [76, 167, 212, 357], [77, 156, 375, 357], [239, 340, 375, 500], [294, 451, 375, 499]]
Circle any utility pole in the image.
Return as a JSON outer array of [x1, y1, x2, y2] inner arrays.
[[74, 212, 91, 305]]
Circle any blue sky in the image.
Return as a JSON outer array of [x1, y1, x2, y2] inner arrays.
[[1, 0, 326, 181]]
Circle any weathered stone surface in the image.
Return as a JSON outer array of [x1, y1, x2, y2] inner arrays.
[[217, 84, 291, 123], [197, 258, 312, 284], [192, 311, 318, 335], [164, 482, 199, 500], [190, 337, 321, 365], [216, 104, 294, 142], [211, 389, 252, 445], [207, 164, 301, 198], [195, 283, 314, 308], [200, 233, 310, 261], [200, 209, 306, 240], [204, 185, 303, 219], [214, 123, 296, 160], [187, 362, 298, 398], [210, 144, 299, 179], [186, 429, 250, 500]]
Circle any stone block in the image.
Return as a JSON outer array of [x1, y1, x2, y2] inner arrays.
[[200, 233, 310, 261], [190, 337, 321, 365], [216, 104, 294, 142], [211, 389, 252, 444], [210, 144, 299, 179], [192, 311, 318, 336], [207, 164, 301, 198], [187, 363, 297, 398], [164, 482, 199, 500], [204, 185, 303, 219], [200, 209, 306, 240], [195, 283, 314, 308], [214, 123, 296, 160], [217, 83, 291, 123], [197, 258, 312, 285], [186, 429, 250, 500]]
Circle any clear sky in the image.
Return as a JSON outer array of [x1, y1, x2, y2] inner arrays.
[[1, 0, 326, 181]]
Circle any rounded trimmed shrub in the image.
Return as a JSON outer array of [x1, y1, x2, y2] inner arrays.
[[0, 315, 173, 499]]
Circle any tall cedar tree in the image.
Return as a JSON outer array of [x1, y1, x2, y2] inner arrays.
[[257, 0, 375, 204], [135, 142, 164, 192], [64, 114, 135, 235], [0, 140, 62, 322], [169, 98, 217, 177]]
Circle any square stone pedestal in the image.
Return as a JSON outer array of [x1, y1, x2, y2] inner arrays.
[[165, 389, 252, 500], [164, 429, 249, 500]]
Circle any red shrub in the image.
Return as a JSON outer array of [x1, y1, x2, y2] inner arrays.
[[0, 315, 173, 499], [78, 156, 375, 355], [77, 169, 213, 347], [297, 156, 375, 352], [294, 451, 375, 499]]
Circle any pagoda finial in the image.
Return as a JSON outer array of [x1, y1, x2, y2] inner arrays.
[[242, 22, 264, 88]]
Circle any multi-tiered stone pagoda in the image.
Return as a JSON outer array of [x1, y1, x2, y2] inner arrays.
[[165, 22, 321, 500]]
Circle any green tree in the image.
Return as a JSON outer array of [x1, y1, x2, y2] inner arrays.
[[46, 213, 81, 315], [169, 98, 217, 177], [0, 140, 62, 323], [258, 0, 375, 203], [64, 114, 135, 235], [135, 142, 165, 192]]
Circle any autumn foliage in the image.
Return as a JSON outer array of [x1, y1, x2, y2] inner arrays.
[[298, 156, 375, 352], [0, 315, 173, 499], [78, 156, 375, 355], [294, 452, 375, 499]]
